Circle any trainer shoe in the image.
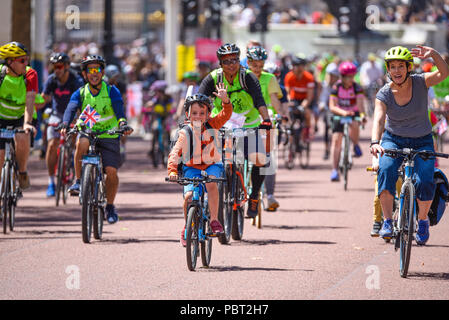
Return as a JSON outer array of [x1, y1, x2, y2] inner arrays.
[[68, 179, 81, 196], [353, 144, 363, 157], [210, 220, 224, 234], [46, 182, 55, 197], [267, 196, 280, 211], [246, 198, 259, 218], [181, 225, 186, 247], [18, 172, 30, 189], [415, 219, 430, 245], [379, 219, 393, 239], [106, 204, 119, 224], [330, 169, 340, 182], [370, 220, 383, 237]]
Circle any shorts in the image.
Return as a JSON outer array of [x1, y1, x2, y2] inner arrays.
[[331, 112, 360, 133], [79, 136, 121, 169], [182, 163, 224, 195], [46, 114, 63, 140], [0, 117, 24, 150]]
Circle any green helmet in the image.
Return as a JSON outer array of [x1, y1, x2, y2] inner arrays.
[[384, 46, 414, 69]]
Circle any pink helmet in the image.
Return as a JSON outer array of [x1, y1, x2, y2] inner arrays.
[[338, 61, 357, 76]]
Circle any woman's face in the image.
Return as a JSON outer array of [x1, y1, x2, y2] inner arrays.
[[248, 60, 265, 77], [341, 74, 355, 87], [387, 60, 411, 84]]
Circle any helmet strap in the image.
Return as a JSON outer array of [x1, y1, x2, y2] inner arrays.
[[5, 60, 23, 77]]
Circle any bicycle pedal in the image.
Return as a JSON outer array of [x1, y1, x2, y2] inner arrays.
[[207, 232, 221, 238]]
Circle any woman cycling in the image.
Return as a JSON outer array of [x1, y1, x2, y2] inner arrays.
[[329, 61, 365, 182], [370, 45, 449, 245]]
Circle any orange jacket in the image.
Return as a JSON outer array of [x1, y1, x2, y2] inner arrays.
[[167, 102, 233, 175]]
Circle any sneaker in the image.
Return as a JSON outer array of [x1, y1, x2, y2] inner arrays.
[[68, 180, 80, 196], [18, 172, 30, 189], [181, 225, 186, 247], [379, 219, 393, 239], [246, 198, 259, 218], [330, 169, 340, 182], [353, 144, 363, 158], [106, 204, 119, 224], [415, 219, 429, 245], [370, 220, 383, 237], [210, 220, 224, 234], [46, 182, 55, 197], [267, 196, 280, 211]]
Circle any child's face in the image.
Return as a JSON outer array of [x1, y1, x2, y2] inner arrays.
[[188, 103, 209, 124]]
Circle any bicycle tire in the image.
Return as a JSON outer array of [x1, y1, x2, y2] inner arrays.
[[8, 165, 17, 231], [285, 141, 295, 170], [200, 214, 213, 267], [231, 165, 245, 240], [55, 146, 65, 207], [1, 162, 11, 234], [63, 148, 75, 205], [299, 141, 310, 169], [93, 180, 105, 240], [218, 174, 232, 244], [399, 183, 414, 278], [343, 132, 350, 191], [186, 206, 199, 271], [81, 164, 95, 243]]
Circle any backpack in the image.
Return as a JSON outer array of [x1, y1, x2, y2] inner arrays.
[[429, 168, 449, 226]]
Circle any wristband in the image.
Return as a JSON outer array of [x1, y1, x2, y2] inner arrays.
[[370, 140, 380, 147], [25, 121, 33, 126]]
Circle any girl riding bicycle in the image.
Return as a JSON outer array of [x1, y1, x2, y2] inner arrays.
[[370, 45, 449, 245], [329, 61, 366, 182], [167, 84, 232, 246]]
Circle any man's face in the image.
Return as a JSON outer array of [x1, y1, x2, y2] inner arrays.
[[8, 55, 28, 75], [83, 63, 103, 86], [187, 103, 209, 125], [53, 62, 68, 79], [220, 54, 240, 76], [248, 60, 265, 77]]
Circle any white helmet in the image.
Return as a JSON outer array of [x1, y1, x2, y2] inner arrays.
[[325, 62, 339, 76]]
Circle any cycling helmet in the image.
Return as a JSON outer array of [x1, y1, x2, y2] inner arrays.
[[216, 43, 240, 59], [81, 55, 106, 70], [325, 62, 339, 77], [184, 94, 213, 113], [50, 52, 70, 64], [338, 61, 357, 76], [291, 56, 307, 66], [246, 46, 268, 61], [384, 46, 414, 68], [0, 41, 28, 59], [263, 62, 280, 75], [182, 71, 200, 82], [150, 80, 168, 92], [105, 65, 121, 79]]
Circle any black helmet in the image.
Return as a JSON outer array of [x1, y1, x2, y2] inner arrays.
[[81, 55, 106, 70], [50, 52, 70, 64], [184, 94, 213, 113], [216, 43, 240, 59], [291, 56, 307, 66], [246, 46, 268, 61]]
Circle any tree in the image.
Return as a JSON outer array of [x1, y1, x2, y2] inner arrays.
[[11, 0, 31, 49]]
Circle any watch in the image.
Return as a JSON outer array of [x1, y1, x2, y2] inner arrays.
[[370, 140, 380, 147]]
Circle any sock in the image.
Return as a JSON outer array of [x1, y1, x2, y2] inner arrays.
[[250, 166, 265, 199], [49, 176, 55, 185], [106, 204, 115, 211]]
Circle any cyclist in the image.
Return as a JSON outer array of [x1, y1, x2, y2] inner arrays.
[[198, 43, 272, 218], [175, 71, 200, 122], [246, 46, 284, 211], [61, 55, 133, 224], [329, 61, 365, 182], [370, 45, 449, 245], [168, 86, 232, 246], [284, 55, 315, 142], [41, 52, 84, 197], [0, 41, 37, 189]]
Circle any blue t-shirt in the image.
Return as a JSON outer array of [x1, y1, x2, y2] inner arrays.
[[43, 72, 85, 116], [63, 83, 126, 125]]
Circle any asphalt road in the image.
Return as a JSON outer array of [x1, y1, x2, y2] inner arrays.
[[1, 119, 448, 302]]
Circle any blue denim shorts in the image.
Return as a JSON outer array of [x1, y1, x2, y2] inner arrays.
[[377, 130, 435, 201], [182, 163, 224, 195]]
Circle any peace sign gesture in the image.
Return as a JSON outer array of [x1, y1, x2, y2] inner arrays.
[[410, 45, 435, 60]]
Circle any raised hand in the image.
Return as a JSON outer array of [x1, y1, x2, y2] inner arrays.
[[410, 45, 435, 60], [213, 82, 230, 103]]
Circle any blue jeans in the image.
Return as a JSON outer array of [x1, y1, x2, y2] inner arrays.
[[378, 131, 435, 201]]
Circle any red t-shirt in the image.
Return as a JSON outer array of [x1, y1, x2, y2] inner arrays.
[[284, 70, 315, 101], [25, 67, 38, 93]]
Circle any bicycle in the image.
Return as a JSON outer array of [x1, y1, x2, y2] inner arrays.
[[334, 116, 361, 191], [166, 173, 226, 271], [288, 105, 310, 169], [150, 115, 171, 168], [75, 126, 126, 243], [48, 123, 75, 207], [383, 148, 448, 278], [0, 128, 26, 234]]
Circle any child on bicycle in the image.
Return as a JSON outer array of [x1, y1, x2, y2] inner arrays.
[[168, 83, 232, 246], [329, 61, 366, 182]]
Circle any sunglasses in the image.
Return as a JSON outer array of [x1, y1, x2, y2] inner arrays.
[[221, 58, 239, 66], [14, 57, 27, 64], [87, 67, 102, 74], [53, 64, 65, 70]]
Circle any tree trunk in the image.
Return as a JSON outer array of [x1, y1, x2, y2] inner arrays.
[[11, 0, 31, 50]]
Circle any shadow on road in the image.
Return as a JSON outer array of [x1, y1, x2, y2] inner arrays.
[[206, 265, 300, 272], [230, 239, 336, 246], [263, 224, 348, 231], [94, 237, 179, 245], [407, 272, 449, 280]]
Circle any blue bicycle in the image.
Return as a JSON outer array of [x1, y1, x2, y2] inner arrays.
[[166, 172, 226, 271], [383, 148, 448, 277]]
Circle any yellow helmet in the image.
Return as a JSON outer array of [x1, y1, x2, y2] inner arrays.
[[0, 41, 28, 60]]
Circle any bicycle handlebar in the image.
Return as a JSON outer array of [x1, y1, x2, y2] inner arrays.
[[165, 175, 227, 185], [384, 148, 449, 160]]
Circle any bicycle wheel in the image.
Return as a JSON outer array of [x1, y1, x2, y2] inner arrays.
[[186, 206, 199, 271], [93, 180, 105, 240], [81, 164, 95, 243], [285, 140, 295, 170], [231, 166, 245, 240], [342, 134, 350, 191], [1, 162, 10, 234], [62, 148, 74, 205], [55, 146, 65, 207], [8, 165, 17, 231], [201, 215, 213, 267], [399, 183, 415, 278], [218, 171, 232, 244]]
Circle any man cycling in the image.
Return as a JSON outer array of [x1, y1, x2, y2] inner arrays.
[[41, 52, 84, 197], [198, 43, 272, 218], [62, 55, 133, 224], [0, 42, 37, 189]]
